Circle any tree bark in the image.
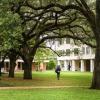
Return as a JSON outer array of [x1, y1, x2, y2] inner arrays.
[[8, 61, 16, 78], [23, 61, 32, 79], [20, 45, 37, 79], [0, 66, 1, 76], [22, 54, 33, 79], [90, 0, 100, 89], [91, 43, 100, 89], [8, 50, 17, 78], [0, 62, 3, 76]]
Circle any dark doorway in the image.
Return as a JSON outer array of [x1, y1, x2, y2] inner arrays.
[[85, 60, 90, 71], [5, 62, 9, 72]]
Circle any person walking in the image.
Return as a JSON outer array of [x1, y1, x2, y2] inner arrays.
[[55, 65, 61, 80]]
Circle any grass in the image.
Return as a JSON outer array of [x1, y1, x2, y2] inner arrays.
[[0, 71, 100, 100], [0, 88, 100, 100], [0, 71, 92, 87]]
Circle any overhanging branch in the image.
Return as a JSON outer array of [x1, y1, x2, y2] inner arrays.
[[39, 45, 61, 57]]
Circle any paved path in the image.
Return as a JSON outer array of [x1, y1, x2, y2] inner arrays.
[[0, 86, 89, 90]]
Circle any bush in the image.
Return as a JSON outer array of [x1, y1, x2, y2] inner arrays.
[[46, 60, 56, 70]]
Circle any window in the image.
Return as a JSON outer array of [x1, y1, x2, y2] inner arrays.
[[74, 48, 79, 56], [58, 39, 62, 45], [82, 47, 85, 55], [91, 48, 95, 54], [66, 49, 70, 56], [66, 38, 70, 44], [86, 47, 90, 54], [58, 50, 64, 56], [58, 50, 70, 56]]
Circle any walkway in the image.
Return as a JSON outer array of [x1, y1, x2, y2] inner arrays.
[[0, 86, 89, 90]]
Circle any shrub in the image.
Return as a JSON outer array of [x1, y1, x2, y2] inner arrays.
[[46, 60, 56, 70]]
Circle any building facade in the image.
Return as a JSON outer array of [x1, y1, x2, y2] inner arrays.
[[1, 38, 95, 72], [52, 38, 95, 72], [1, 58, 47, 72]]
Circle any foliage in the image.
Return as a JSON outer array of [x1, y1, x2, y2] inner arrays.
[[0, 1, 22, 53], [35, 47, 56, 61], [46, 60, 56, 70], [8, 0, 96, 60]]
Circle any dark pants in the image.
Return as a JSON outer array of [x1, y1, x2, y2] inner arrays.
[[57, 72, 60, 80]]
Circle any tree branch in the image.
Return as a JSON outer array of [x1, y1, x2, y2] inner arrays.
[[39, 45, 61, 57]]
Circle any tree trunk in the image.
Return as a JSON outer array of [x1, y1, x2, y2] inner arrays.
[[8, 51, 17, 78], [91, 0, 100, 89], [9, 67, 15, 78], [0, 62, 2, 76], [91, 42, 100, 89], [23, 60, 32, 79], [0, 67, 1, 76], [8, 61, 16, 78]]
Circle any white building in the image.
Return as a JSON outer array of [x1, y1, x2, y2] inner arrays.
[[1, 38, 95, 72], [52, 38, 95, 72]]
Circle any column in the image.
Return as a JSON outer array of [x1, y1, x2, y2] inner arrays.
[[72, 60, 75, 71], [57, 60, 61, 66], [64, 60, 67, 71], [90, 59, 94, 72], [21, 62, 23, 70], [15, 60, 18, 71], [80, 60, 85, 72], [64, 38, 66, 44]]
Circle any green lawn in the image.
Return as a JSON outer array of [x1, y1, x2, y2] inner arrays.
[[0, 71, 92, 87], [0, 71, 100, 100], [0, 88, 100, 100]]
